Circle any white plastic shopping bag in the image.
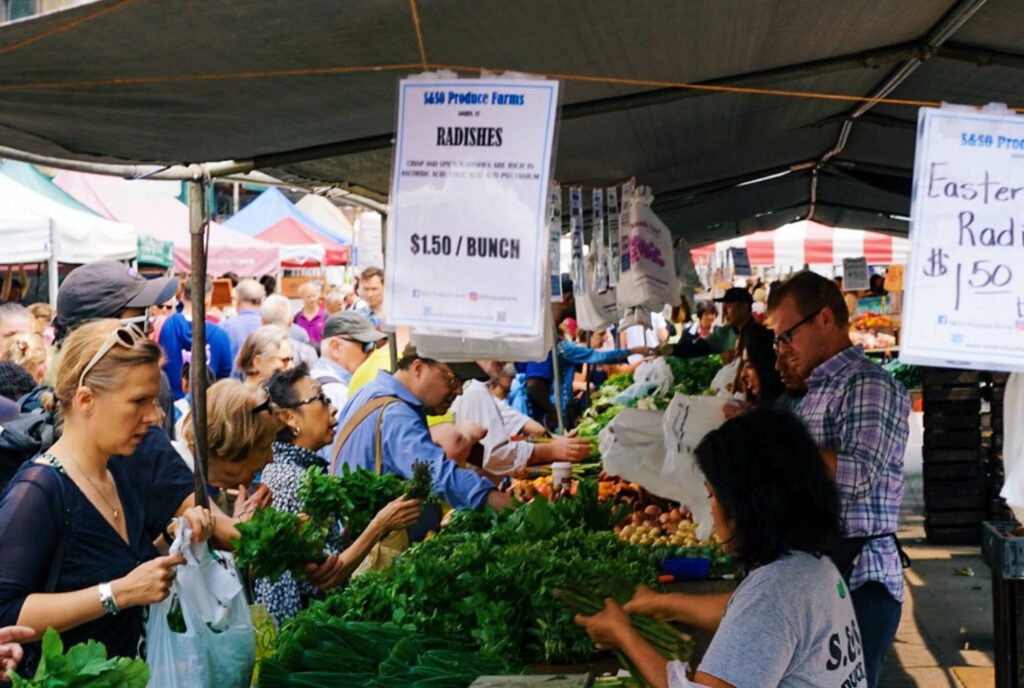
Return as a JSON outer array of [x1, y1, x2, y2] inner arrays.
[[1002, 373, 1024, 523], [616, 186, 681, 311], [612, 357, 674, 405], [146, 518, 255, 688], [661, 393, 728, 540], [599, 408, 668, 490]]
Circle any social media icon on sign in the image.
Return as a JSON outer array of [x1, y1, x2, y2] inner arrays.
[[938, 315, 947, 324], [952, 334, 964, 344], [412, 289, 420, 298]]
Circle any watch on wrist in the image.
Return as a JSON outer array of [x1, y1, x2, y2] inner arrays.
[[98, 582, 120, 615]]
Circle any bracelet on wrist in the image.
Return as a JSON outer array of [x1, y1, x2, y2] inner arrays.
[[98, 581, 120, 615]]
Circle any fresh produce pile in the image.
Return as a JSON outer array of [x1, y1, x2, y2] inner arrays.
[[317, 481, 675, 666], [9, 628, 149, 688], [234, 463, 435, 581], [575, 355, 723, 451], [259, 615, 517, 688], [555, 581, 693, 677], [615, 505, 708, 548], [882, 359, 921, 390]]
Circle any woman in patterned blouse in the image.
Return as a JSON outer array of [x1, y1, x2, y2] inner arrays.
[[255, 364, 423, 624]]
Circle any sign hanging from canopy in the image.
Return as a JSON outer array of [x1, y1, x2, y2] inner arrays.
[[384, 75, 560, 336], [902, 104, 1024, 372]]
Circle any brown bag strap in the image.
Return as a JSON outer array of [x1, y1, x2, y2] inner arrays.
[[330, 395, 402, 476]]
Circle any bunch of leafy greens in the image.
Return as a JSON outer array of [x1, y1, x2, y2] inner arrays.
[[882, 359, 921, 391], [403, 460, 435, 502], [232, 506, 329, 582], [259, 616, 519, 688], [299, 465, 408, 538], [666, 355, 723, 395], [320, 481, 666, 665], [9, 628, 149, 688]]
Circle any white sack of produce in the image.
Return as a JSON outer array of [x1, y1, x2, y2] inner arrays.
[[599, 408, 668, 492], [612, 357, 674, 406], [1002, 373, 1024, 523], [662, 393, 729, 541], [616, 185, 681, 311], [146, 518, 255, 688]]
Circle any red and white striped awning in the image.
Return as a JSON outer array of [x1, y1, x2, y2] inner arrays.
[[691, 221, 909, 269]]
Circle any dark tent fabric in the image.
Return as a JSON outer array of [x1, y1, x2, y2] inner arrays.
[[0, 0, 1020, 242]]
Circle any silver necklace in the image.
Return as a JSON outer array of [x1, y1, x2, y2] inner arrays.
[[64, 449, 121, 519]]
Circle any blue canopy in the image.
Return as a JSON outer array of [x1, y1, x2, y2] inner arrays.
[[223, 187, 349, 246]]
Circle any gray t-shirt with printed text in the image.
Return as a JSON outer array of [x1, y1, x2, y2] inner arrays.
[[696, 551, 866, 688]]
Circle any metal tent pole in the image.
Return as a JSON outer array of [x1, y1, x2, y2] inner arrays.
[[47, 221, 58, 307], [550, 328, 566, 434], [187, 172, 211, 509]]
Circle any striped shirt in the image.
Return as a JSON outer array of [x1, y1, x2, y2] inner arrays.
[[795, 345, 910, 603]]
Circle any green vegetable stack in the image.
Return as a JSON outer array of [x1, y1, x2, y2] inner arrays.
[[234, 464, 437, 581], [320, 481, 672, 665], [9, 628, 149, 688], [259, 615, 518, 688]]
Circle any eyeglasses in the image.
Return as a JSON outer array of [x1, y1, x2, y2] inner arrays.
[[773, 307, 823, 351], [155, 304, 175, 313], [432, 363, 462, 391], [251, 396, 273, 415], [278, 390, 330, 409], [78, 325, 146, 387]]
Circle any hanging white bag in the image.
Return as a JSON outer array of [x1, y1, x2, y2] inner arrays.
[[1001, 373, 1024, 523], [575, 239, 619, 331], [661, 393, 729, 540], [145, 518, 255, 688], [616, 185, 681, 311], [611, 357, 674, 406]]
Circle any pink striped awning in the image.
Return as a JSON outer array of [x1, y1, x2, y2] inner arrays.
[[690, 221, 908, 268]]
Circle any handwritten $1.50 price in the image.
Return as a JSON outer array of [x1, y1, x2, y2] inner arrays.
[[922, 247, 1013, 310]]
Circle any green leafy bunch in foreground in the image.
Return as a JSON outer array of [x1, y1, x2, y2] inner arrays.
[[315, 483, 665, 665], [232, 506, 328, 582], [9, 628, 149, 688]]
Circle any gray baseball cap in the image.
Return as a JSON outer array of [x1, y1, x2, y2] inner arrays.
[[321, 312, 386, 343], [56, 260, 177, 330]]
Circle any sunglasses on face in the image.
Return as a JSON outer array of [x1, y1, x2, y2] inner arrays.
[[341, 336, 378, 353], [78, 325, 146, 387], [773, 307, 823, 351], [279, 390, 330, 409]]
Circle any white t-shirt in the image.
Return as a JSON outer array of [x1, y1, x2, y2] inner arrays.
[[671, 551, 866, 688], [452, 380, 533, 475]]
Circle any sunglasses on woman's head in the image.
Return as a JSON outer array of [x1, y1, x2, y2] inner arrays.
[[78, 325, 146, 387]]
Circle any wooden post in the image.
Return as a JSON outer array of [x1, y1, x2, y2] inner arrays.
[[188, 174, 211, 509]]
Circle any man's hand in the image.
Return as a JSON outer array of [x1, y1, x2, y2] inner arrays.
[[0, 626, 33, 681], [629, 346, 653, 357], [548, 435, 593, 462], [820, 447, 838, 479], [486, 489, 513, 512]]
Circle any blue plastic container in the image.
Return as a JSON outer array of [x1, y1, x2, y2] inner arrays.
[[661, 557, 711, 580]]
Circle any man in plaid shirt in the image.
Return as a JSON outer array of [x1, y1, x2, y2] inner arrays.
[[768, 271, 909, 688]]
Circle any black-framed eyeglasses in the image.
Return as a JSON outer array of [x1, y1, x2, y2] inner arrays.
[[773, 307, 823, 350], [251, 397, 273, 415], [279, 390, 330, 409]]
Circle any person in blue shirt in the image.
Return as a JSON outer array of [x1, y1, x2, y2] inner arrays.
[[524, 286, 649, 429], [331, 348, 513, 526], [157, 279, 233, 399], [220, 278, 266, 362]]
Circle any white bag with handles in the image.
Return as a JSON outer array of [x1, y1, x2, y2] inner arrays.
[[616, 186, 681, 311], [145, 518, 255, 688]]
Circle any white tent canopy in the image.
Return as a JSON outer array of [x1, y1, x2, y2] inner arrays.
[[294, 195, 355, 243], [0, 208, 51, 265], [0, 174, 136, 264]]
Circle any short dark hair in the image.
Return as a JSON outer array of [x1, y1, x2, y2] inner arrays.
[[266, 363, 311, 409], [767, 271, 849, 327], [0, 360, 35, 401], [696, 300, 717, 318], [260, 274, 277, 295], [396, 353, 437, 371], [182, 278, 212, 302], [695, 408, 842, 569], [220, 272, 240, 288], [181, 361, 215, 387], [740, 326, 785, 407]]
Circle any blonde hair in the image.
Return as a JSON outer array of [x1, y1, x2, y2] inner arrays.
[[235, 325, 288, 376], [3, 332, 48, 380], [182, 378, 280, 465], [27, 302, 52, 322], [53, 319, 163, 410]]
